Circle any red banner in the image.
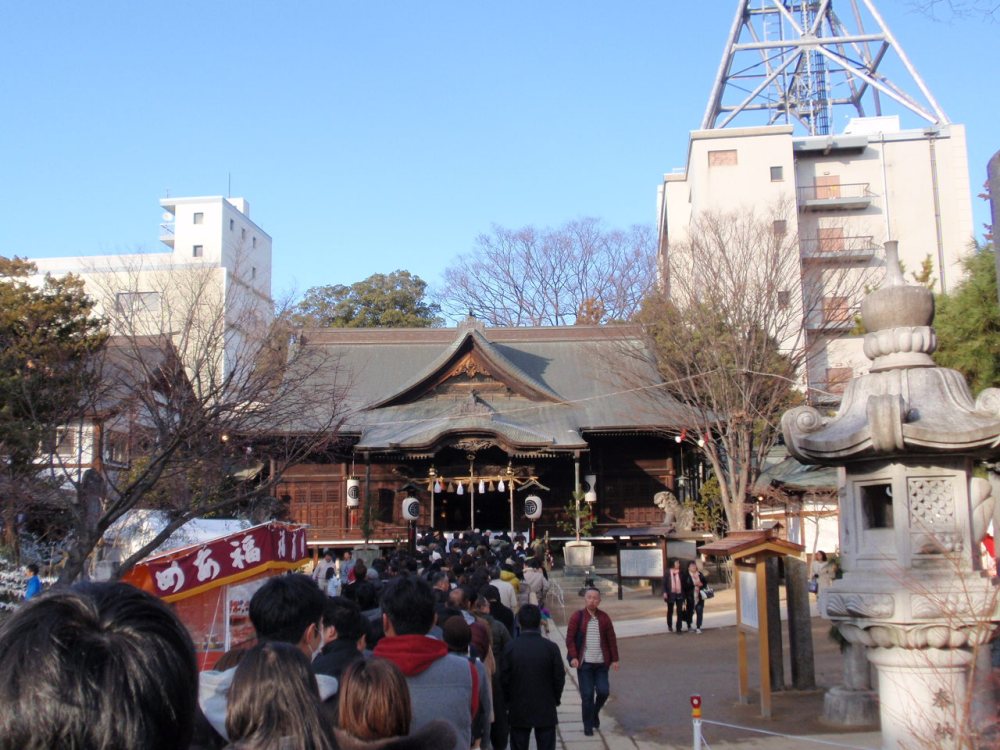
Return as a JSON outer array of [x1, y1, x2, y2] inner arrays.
[[124, 522, 309, 603]]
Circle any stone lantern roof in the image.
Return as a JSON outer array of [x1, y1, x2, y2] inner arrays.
[[783, 241, 1000, 464]]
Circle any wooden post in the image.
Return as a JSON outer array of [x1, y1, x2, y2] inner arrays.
[[757, 559, 772, 719], [736, 563, 749, 704]]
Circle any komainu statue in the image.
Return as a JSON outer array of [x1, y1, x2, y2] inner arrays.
[[653, 491, 694, 532]]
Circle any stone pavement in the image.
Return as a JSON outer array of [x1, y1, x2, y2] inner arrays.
[[533, 572, 883, 750]]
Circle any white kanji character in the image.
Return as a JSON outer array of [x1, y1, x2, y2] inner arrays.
[[155, 561, 185, 593], [241, 535, 261, 564], [278, 530, 287, 559], [194, 547, 221, 582], [230, 540, 246, 570]]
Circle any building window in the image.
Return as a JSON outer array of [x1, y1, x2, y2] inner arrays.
[[826, 366, 853, 395], [777, 290, 791, 309], [251, 266, 257, 280], [252, 236, 257, 248], [241, 228, 247, 240], [770, 166, 784, 181], [818, 227, 845, 253], [708, 149, 738, 167], [773, 219, 788, 236], [115, 291, 161, 314], [823, 296, 851, 323], [193, 245, 204, 258], [193, 212, 204, 225], [229, 219, 235, 231], [54, 427, 76, 456]]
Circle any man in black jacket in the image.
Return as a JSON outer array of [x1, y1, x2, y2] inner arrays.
[[313, 596, 366, 681], [501, 604, 565, 750]]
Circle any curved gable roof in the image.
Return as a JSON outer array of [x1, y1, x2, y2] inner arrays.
[[371, 326, 561, 408]]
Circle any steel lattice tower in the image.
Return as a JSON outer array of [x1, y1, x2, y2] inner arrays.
[[702, 0, 949, 134]]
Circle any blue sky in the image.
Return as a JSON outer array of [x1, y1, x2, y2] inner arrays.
[[1, 2, 996, 302]]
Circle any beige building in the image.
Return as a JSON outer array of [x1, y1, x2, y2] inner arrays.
[[657, 116, 974, 403], [28, 196, 273, 384]]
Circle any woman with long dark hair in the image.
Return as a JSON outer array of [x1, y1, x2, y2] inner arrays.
[[226, 641, 336, 750]]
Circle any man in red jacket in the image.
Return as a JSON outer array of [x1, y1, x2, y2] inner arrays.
[[565, 587, 619, 736]]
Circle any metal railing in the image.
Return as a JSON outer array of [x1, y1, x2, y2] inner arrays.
[[797, 182, 872, 202], [800, 235, 878, 262]]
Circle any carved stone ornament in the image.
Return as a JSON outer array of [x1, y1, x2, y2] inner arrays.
[[837, 622, 993, 650], [825, 592, 895, 619]]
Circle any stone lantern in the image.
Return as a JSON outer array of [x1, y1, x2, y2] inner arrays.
[[782, 242, 1000, 749]]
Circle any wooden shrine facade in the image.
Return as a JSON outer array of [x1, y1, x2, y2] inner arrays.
[[274, 320, 699, 546]]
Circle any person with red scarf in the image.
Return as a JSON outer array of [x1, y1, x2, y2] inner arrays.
[[373, 575, 476, 750]]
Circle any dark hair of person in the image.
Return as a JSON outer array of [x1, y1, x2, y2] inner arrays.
[[249, 573, 325, 645], [480, 584, 501, 603], [0, 581, 198, 750], [380, 575, 435, 635], [225, 641, 335, 750], [322, 597, 366, 642], [338, 658, 411, 741], [441, 615, 471, 654], [26, 563, 39, 575], [354, 581, 379, 611], [517, 603, 542, 630]]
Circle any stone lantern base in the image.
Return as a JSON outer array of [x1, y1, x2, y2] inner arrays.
[[867, 646, 973, 749]]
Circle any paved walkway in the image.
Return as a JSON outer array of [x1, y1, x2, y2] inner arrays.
[[534, 572, 882, 750]]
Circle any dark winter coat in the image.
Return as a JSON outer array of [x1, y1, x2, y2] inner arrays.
[[502, 629, 566, 728]]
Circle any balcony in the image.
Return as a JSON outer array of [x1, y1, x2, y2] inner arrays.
[[800, 235, 878, 264], [804, 298, 860, 332], [798, 182, 873, 212], [159, 221, 175, 248]]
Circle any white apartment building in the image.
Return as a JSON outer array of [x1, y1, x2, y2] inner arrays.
[[28, 196, 273, 384], [658, 117, 974, 404]]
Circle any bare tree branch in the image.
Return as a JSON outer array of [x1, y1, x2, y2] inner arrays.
[[637, 206, 874, 531], [438, 219, 657, 326]]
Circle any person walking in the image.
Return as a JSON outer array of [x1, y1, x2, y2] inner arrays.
[[565, 587, 619, 737], [23, 564, 42, 601], [502, 604, 565, 750], [686, 561, 708, 633], [662, 558, 690, 633]]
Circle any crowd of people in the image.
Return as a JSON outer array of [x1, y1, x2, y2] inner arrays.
[[0, 529, 582, 750]]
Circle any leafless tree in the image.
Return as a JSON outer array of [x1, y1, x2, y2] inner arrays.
[[437, 218, 657, 326], [43, 251, 347, 585], [637, 207, 874, 532]]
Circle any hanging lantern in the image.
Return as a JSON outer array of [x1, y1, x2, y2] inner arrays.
[[457, 481, 465, 495], [446, 482, 454, 493], [487, 481, 495, 492], [402, 496, 420, 521], [524, 495, 543, 520], [675, 429, 688, 444], [584, 489, 598, 504], [478, 479, 486, 494], [497, 479, 505, 492], [346, 478, 361, 508], [434, 480, 442, 493], [583, 474, 597, 492]]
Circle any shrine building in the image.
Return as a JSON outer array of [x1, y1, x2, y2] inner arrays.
[[275, 318, 697, 549]]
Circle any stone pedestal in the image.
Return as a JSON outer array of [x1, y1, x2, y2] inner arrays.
[[868, 647, 973, 750], [823, 642, 878, 726]]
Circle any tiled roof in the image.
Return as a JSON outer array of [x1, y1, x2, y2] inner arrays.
[[283, 322, 692, 451]]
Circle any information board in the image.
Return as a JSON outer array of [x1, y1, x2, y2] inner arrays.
[[739, 569, 759, 630], [619, 548, 664, 579]]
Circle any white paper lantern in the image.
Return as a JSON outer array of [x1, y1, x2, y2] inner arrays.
[[346, 478, 361, 508], [524, 495, 543, 520], [402, 497, 420, 521]]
